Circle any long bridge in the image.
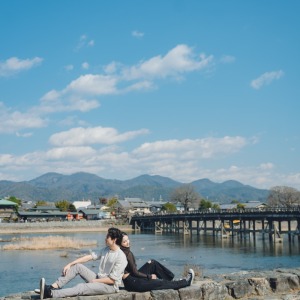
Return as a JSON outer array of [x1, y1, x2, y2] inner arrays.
[[130, 208, 300, 242]]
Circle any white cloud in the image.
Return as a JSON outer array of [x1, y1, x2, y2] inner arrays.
[[122, 44, 214, 80], [46, 146, 96, 159], [38, 93, 100, 113], [259, 163, 274, 170], [49, 126, 150, 146], [16, 132, 33, 138], [75, 34, 95, 51], [82, 62, 89, 70], [0, 91, 100, 134], [251, 70, 284, 89], [132, 30, 144, 38], [133, 136, 248, 159], [39, 44, 213, 115], [88, 40, 95, 47], [123, 80, 154, 92], [65, 74, 118, 95], [104, 61, 120, 74], [0, 102, 47, 133], [0, 57, 43, 77], [1, 132, 300, 190], [1, 44, 214, 135]]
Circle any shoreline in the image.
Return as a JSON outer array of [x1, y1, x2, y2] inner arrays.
[[0, 220, 133, 234]]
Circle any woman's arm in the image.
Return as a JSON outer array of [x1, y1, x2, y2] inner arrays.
[[126, 251, 149, 279]]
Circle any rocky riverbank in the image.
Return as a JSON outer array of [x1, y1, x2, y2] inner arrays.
[[1, 268, 300, 300]]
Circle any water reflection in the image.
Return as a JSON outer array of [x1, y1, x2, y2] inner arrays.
[[0, 231, 299, 297]]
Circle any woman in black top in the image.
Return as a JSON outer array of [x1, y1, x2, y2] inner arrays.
[[120, 232, 194, 292]]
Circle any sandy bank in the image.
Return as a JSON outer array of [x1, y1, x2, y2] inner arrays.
[[0, 220, 133, 234]]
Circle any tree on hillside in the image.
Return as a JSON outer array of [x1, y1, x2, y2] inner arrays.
[[199, 199, 212, 210], [7, 196, 21, 212], [55, 200, 76, 212], [268, 186, 300, 207], [170, 184, 201, 211], [35, 200, 48, 207], [199, 199, 220, 210], [161, 202, 177, 213], [8, 196, 22, 206], [99, 197, 108, 205], [107, 197, 118, 212], [237, 203, 246, 209]]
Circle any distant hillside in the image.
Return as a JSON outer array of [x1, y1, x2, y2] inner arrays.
[[0, 172, 269, 203], [191, 179, 269, 203]]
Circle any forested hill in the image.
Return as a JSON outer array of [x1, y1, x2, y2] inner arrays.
[[0, 172, 269, 204]]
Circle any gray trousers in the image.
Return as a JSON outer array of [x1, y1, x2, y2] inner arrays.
[[52, 264, 116, 298]]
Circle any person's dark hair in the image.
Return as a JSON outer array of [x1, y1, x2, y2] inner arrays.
[[118, 231, 128, 246], [107, 227, 122, 244]]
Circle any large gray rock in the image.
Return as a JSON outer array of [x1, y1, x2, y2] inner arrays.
[[151, 289, 180, 300], [178, 285, 202, 300], [226, 279, 255, 299], [248, 277, 272, 296], [268, 274, 298, 293], [198, 281, 230, 300]]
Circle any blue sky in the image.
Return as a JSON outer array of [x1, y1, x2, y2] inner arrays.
[[0, 1, 299, 190]]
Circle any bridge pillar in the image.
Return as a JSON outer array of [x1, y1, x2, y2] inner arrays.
[[134, 221, 140, 232], [220, 223, 228, 238], [298, 220, 300, 241], [268, 220, 273, 241], [189, 220, 193, 235], [262, 219, 266, 240], [273, 225, 283, 243], [155, 221, 162, 233], [196, 220, 200, 235], [183, 220, 190, 235], [239, 220, 242, 239]]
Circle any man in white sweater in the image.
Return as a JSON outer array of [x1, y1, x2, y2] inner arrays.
[[39, 227, 127, 299]]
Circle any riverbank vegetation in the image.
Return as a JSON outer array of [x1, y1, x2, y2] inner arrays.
[[1, 235, 97, 250]]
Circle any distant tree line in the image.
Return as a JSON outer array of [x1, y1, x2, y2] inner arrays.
[[6, 185, 300, 215]]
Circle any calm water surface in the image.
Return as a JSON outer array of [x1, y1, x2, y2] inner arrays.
[[0, 231, 299, 296]]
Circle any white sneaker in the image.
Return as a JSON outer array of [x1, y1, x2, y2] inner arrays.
[[34, 289, 40, 294], [186, 269, 195, 286]]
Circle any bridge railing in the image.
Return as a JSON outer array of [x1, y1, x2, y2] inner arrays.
[[131, 206, 300, 219]]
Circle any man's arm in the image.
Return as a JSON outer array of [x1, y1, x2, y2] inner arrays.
[[63, 254, 93, 275]]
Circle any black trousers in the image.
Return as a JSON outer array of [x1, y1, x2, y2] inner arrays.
[[138, 259, 174, 281], [123, 275, 188, 292]]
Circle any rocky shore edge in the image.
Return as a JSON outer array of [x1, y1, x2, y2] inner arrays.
[[2, 267, 300, 300]]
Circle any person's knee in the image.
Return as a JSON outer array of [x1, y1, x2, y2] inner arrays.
[[148, 259, 157, 264], [73, 263, 84, 270]]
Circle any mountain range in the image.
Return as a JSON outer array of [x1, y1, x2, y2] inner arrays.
[[0, 172, 270, 204]]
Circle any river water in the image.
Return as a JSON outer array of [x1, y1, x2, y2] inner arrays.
[[0, 231, 299, 297]]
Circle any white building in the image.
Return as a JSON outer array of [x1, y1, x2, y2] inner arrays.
[[73, 200, 92, 210]]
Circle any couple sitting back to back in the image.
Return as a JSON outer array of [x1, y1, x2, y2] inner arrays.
[[39, 228, 194, 299]]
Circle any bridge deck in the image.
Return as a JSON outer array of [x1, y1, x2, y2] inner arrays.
[[130, 208, 300, 241]]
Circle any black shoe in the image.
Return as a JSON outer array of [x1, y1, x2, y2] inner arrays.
[[39, 278, 52, 299], [35, 285, 57, 294], [185, 269, 195, 286]]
